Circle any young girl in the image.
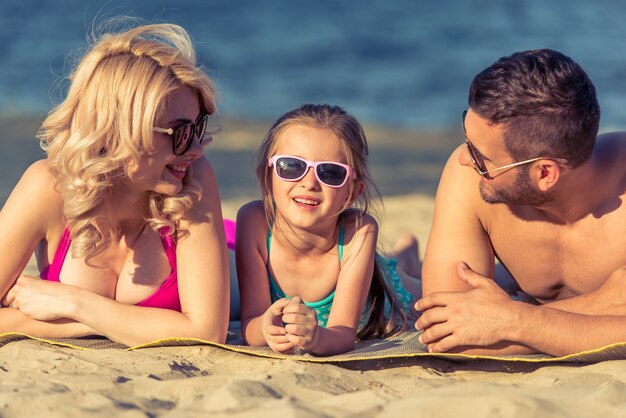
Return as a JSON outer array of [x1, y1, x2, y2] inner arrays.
[[236, 104, 418, 356], [0, 23, 230, 346]]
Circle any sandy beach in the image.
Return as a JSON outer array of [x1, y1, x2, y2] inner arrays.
[[3, 337, 626, 418], [2, 116, 626, 417]]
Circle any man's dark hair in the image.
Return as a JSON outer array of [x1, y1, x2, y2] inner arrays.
[[468, 49, 600, 167]]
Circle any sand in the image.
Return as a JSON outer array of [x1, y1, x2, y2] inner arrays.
[[3, 116, 626, 417], [3, 336, 626, 417]]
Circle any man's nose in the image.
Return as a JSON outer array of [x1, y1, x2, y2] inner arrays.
[[458, 145, 473, 168]]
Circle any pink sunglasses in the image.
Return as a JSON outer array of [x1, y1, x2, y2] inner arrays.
[[268, 155, 356, 188]]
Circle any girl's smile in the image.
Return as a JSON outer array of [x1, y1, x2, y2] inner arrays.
[[292, 195, 322, 211]]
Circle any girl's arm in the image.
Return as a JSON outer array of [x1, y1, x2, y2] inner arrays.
[[236, 201, 294, 350], [8, 157, 230, 346], [292, 215, 378, 356]]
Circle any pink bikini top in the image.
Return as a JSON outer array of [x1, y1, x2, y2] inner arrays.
[[40, 228, 182, 311], [39, 219, 237, 313]]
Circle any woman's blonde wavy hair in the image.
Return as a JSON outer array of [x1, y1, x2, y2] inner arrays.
[[37, 22, 217, 264]]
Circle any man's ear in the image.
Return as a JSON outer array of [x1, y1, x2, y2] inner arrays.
[[534, 160, 561, 192]]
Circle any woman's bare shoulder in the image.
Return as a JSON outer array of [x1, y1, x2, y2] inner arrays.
[[21, 159, 56, 186], [14, 160, 62, 205], [1, 159, 64, 239]]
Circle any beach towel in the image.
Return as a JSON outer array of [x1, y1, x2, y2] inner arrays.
[[2, 330, 626, 365]]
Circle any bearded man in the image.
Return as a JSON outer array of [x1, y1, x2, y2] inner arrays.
[[417, 49, 626, 356]]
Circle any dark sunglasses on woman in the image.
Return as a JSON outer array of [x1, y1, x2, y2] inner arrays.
[[154, 113, 210, 155]]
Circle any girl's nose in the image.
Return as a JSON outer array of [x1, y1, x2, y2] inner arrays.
[[299, 167, 321, 189]]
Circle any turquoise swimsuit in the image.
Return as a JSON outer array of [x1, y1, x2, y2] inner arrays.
[[266, 224, 414, 328], [266, 224, 343, 327]]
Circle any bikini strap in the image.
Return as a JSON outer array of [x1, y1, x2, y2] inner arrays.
[[46, 228, 72, 281], [338, 223, 344, 263], [159, 227, 177, 270], [266, 226, 273, 257]]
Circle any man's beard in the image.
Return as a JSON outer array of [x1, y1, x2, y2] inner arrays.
[[479, 168, 552, 206]]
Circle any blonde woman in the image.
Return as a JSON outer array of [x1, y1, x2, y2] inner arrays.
[[0, 23, 230, 346]]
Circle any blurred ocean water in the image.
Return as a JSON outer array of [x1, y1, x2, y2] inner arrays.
[[2, 0, 626, 204], [2, 0, 626, 129]]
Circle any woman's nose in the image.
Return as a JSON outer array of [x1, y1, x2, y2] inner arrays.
[[185, 136, 204, 159]]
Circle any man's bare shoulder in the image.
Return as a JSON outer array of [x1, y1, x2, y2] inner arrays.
[[597, 131, 626, 143], [596, 132, 626, 172], [436, 145, 502, 222], [596, 131, 626, 150], [438, 146, 480, 201], [424, 145, 497, 294], [590, 133, 626, 204]]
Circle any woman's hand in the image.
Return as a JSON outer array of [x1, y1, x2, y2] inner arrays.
[[282, 297, 320, 350], [261, 298, 294, 353], [1, 275, 74, 321]]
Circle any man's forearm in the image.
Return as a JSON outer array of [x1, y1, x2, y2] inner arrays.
[[509, 302, 626, 356], [455, 302, 626, 356], [544, 288, 626, 316], [544, 293, 602, 314], [441, 342, 536, 356]]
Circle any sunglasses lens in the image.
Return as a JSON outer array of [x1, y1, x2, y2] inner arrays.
[[275, 157, 307, 180], [173, 124, 194, 155], [317, 163, 348, 186], [196, 115, 209, 145], [466, 141, 487, 173]]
